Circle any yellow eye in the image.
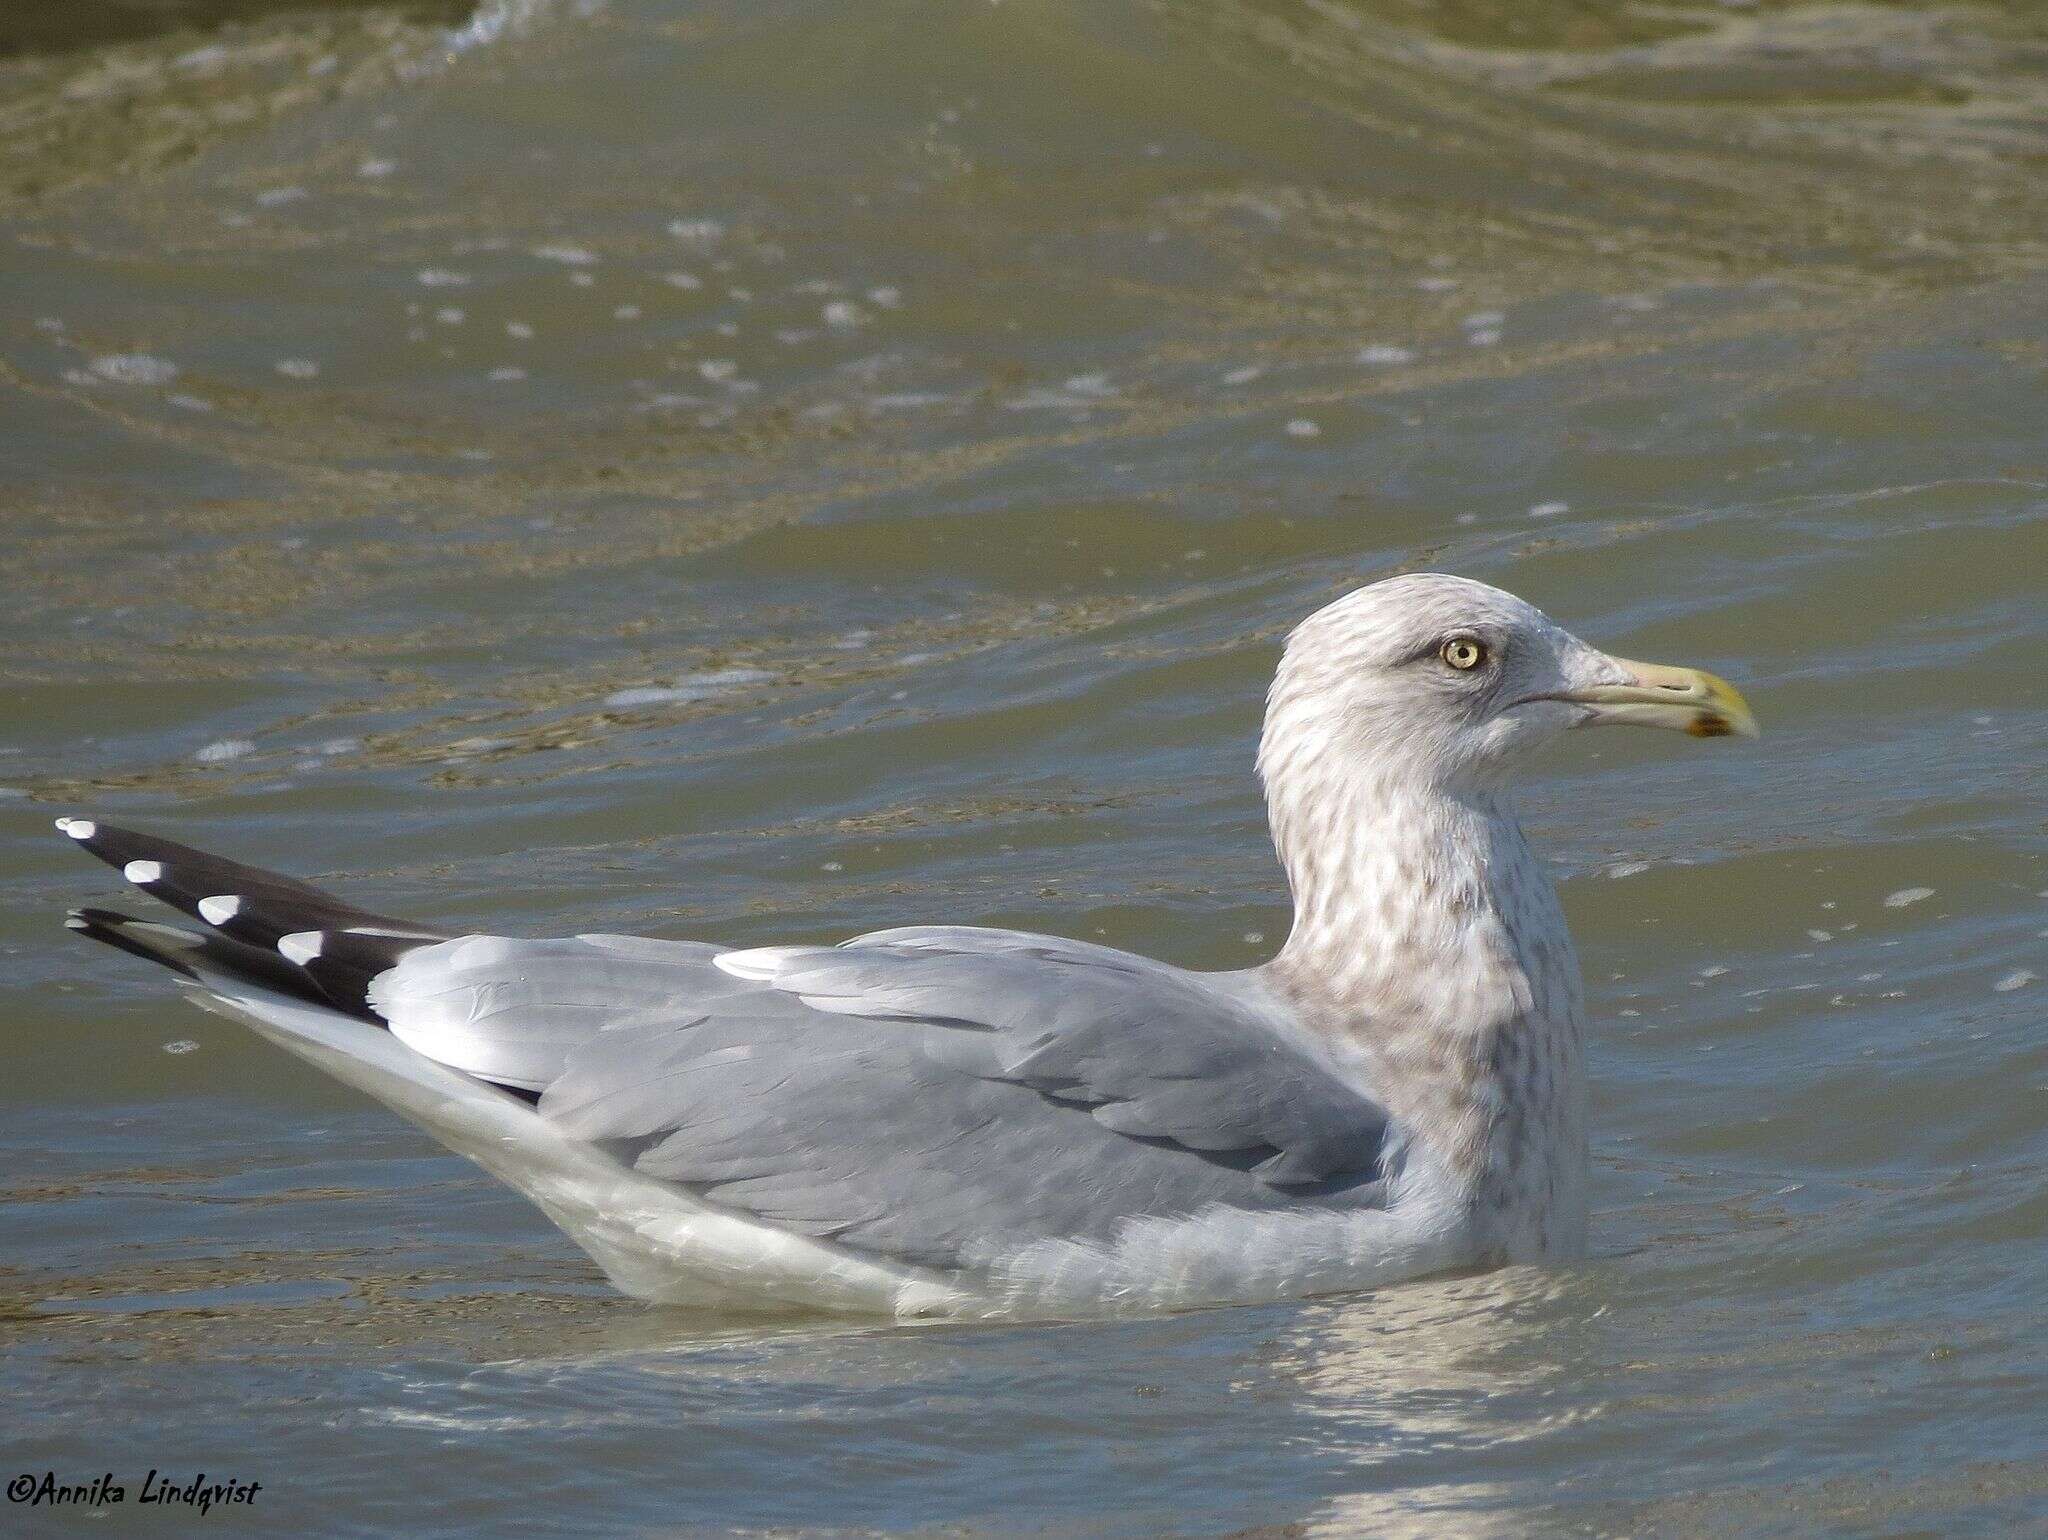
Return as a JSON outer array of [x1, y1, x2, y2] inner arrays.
[[1441, 637, 1487, 671]]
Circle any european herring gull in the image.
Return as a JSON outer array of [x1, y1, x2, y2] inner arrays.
[[57, 573, 1757, 1318]]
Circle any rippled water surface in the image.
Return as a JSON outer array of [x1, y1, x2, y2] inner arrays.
[[3, 0, 2045, 1533]]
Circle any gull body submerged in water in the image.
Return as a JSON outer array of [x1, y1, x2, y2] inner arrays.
[[59, 574, 1757, 1318]]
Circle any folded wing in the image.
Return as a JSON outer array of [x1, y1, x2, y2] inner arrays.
[[369, 924, 1393, 1271]]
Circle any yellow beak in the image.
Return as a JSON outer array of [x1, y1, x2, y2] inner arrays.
[[1563, 656, 1760, 739]]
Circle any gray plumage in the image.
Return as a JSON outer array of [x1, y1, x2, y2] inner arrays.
[[373, 928, 1389, 1270], [57, 573, 1757, 1316]]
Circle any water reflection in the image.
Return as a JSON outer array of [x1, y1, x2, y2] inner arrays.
[[1264, 1269, 1599, 1534]]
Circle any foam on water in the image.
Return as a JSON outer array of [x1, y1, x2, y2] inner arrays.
[[89, 354, 179, 386]]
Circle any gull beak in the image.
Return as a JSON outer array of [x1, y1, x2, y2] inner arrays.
[[1563, 656, 1760, 739]]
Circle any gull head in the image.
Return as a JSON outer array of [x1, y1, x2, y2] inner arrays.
[[1263, 573, 1757, 796]]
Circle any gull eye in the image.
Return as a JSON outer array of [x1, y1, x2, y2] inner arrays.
[[1440, 636, 1488, 671]]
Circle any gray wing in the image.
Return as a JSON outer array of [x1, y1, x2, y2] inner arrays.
[[373, 926, 1391, 1272]]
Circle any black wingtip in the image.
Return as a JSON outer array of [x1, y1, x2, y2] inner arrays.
[[64, 892, 540, 1107], [57, 817, 456, 1025], [54, 815, 450, 947], [63, 906, 205, 980]]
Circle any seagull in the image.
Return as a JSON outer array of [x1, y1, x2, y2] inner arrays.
[[57, 574, 1757, 1318]]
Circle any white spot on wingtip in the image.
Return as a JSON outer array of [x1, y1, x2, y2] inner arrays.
[[58, 817, 97, 840], [123, 860, 164, 884], [64, 915, 90, 930], [278, 931, 324, 965], [198, 895, 242, 926]]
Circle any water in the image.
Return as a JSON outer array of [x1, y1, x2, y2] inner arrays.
[[2, 0, 2044, 1531]]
